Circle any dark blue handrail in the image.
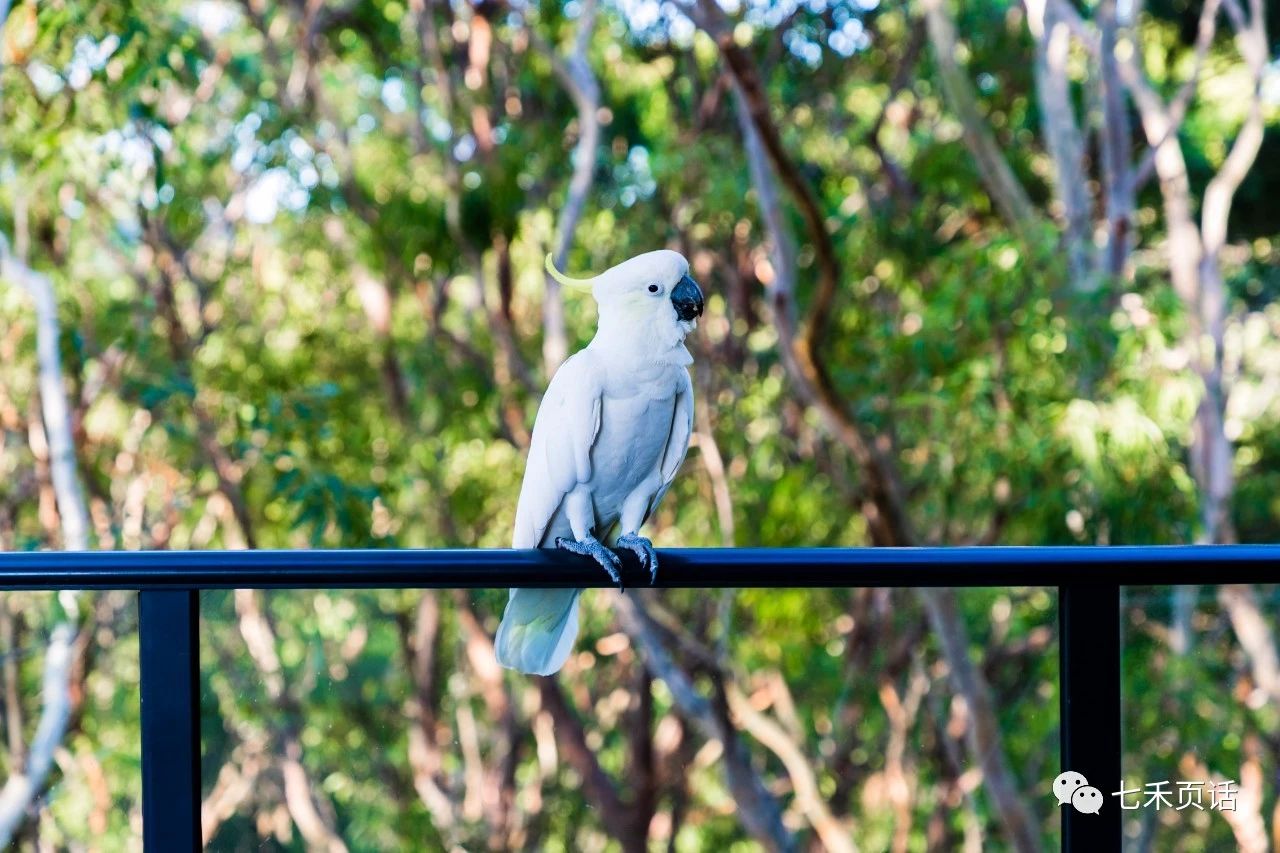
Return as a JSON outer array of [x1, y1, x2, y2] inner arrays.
[[6, 545, 1275, 849], [0, 544, 1274, 588]]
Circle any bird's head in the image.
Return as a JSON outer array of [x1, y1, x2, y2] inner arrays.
[[546, 250, 704, 356]]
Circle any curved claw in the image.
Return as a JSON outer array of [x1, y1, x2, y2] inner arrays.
[[616, 533, 659, 586], [556, 535, 625, 591]]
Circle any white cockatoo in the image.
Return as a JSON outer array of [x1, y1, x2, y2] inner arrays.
[[494, 250, 704, 675]]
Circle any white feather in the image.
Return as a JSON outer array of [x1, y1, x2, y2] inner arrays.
[[494, 588, 581, 676], [495, 250, 698, 675]]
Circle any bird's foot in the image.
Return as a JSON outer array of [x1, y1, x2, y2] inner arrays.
[[556, 535, 625, 591], [616, 532, 659, 585]]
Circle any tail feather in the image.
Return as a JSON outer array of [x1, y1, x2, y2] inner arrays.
[[495, 588, 582, 675]]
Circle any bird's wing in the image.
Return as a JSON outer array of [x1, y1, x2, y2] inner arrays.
[[512, 351, 604, 548], [645, 369, 694, 521]]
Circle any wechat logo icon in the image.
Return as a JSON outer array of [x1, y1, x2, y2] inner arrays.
[[1054, 771, 1102, 814]]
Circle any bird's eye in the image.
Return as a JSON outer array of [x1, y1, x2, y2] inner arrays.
[[647, 284, 660, 294]]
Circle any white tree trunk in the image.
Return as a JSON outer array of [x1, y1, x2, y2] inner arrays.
[[1025, 0, 1095, 289], [0, 236, 88, 844], [542, 0, 601, 375]]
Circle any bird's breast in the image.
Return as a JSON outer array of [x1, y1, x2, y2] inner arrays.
[[595, 394, 673, 467], [586, 393, 676, 511]]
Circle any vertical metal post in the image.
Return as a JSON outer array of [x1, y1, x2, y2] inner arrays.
[[140, 589, 200, 849], [1060, 583, 1122, 849]]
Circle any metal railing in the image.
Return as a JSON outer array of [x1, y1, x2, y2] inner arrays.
[[1, 544, 1278, 850]]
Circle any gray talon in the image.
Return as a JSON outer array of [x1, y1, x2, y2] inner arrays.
[[556, 535, 625, 591], [616, 533, 659, 585]]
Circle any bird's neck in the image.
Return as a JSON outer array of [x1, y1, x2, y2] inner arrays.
[[591, 312, 693, 368]]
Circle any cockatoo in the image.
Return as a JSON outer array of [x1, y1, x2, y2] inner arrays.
[[494, 250, 704, 676]]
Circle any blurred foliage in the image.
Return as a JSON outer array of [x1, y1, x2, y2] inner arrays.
[[0, 0, 1277, 850]]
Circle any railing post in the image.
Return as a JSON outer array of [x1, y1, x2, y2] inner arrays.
[[140, 589, 200, 849], [1059, 583, 1122, 848]]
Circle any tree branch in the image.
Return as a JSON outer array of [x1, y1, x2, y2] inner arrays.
[[917, 588, 1042, 853], [920, 0, 1039, 239], [1219, 585, 1280, 702], [537, 0, 601, 375], [537, 678, 647, 850], [0, 621, 73, 845], [1201, 0, 1268, 261], [235, 588, 348, 851], [696, 0, 841, 365], [722, 34, 914, 548], [396, 592, 459, 835], [201, 741, 267, 845], [1024, 0, 1095, 288], [715, 39, 1039, 846], [1130, 0, 1222, 192], [0, 237, 90, 551], [614, 592, 796, 852], [0, 608, 22, 772], [454, 594, 520, 847], [1096, 0, 1135, 277], [0, 235, 86, 845], [1119, 0, 1269, 544], [725, 684, 859, 853]]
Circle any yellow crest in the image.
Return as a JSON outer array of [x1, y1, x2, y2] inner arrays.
[[544, 254, 595, 292]]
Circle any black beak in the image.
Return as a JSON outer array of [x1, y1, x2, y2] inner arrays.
[[671, 274, 704, 322]]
